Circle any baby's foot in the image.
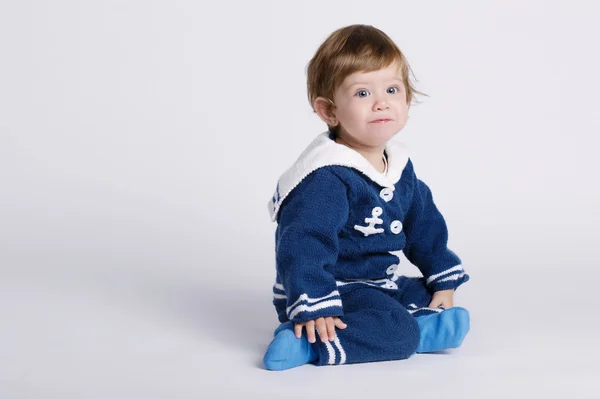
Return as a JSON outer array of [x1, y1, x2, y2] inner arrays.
[[263, 325, 318, 371], [415, 307, 470, 353], [273, 321, 293, 337]]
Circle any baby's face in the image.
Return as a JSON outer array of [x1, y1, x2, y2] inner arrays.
[[333, 62, 409, 149]]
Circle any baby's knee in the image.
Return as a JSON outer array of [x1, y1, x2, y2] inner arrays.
[[388, 309, 420, 357]]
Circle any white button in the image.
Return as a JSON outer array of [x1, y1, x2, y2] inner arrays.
[[380, 187, 394, 202], [386, 264, 398, 275], [382, 280, 398, 290], [390, 220, 403, 234]]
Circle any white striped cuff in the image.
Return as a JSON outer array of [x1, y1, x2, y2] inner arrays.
[[286, 290, 342, 320], [426, 265, 464, 286], [272, 282, 287, 300]]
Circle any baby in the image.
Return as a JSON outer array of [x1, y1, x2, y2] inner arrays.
[[263, 24, 470, 370]]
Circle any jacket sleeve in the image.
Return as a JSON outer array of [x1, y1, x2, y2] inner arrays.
[[274, 168, 348, 323], [401, 160, 469, 292]]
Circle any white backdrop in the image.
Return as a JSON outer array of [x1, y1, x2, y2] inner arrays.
[[1, 1, 599, 398]]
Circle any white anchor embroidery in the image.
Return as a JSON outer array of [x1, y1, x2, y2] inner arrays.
[[354, 207, 384, 237]]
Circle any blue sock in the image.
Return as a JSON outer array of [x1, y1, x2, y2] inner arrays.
[[263, 323, 318, 371], [415, 307, 470, 353], [273, 321, 293, 337]]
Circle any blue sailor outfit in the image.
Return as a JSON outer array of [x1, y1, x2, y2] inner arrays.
[[268, 132, 469, 366]]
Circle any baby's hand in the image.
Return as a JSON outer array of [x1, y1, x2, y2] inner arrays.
[[429, 289, 454, 309], [294, 317, 347, 343]]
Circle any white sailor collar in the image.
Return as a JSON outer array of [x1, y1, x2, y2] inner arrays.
[[268, 132, 410, 222]]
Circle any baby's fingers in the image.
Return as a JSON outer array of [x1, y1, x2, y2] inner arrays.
[[315, 318, 328, 342], [325, 317, 336, 341], [428, 299, 442, 309], [334, 317, 347, 330], [305, 320, 316, 343], [294, 323, 304, 339]]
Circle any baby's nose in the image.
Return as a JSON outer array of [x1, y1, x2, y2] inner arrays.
[[373, 99, 389, 110]]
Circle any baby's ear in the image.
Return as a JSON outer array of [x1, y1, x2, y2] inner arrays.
[[313, 97, 338, 126]]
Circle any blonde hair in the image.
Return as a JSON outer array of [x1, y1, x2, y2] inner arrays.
[[306, 24, 423, 133]]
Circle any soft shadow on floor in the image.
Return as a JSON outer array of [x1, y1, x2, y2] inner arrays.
[[129, 274, 278, 354]]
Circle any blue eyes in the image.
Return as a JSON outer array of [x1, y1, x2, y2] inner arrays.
[[355, 87, 400, 98]]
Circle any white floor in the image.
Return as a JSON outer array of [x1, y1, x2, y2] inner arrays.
[[1, 260, 598, 399]]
